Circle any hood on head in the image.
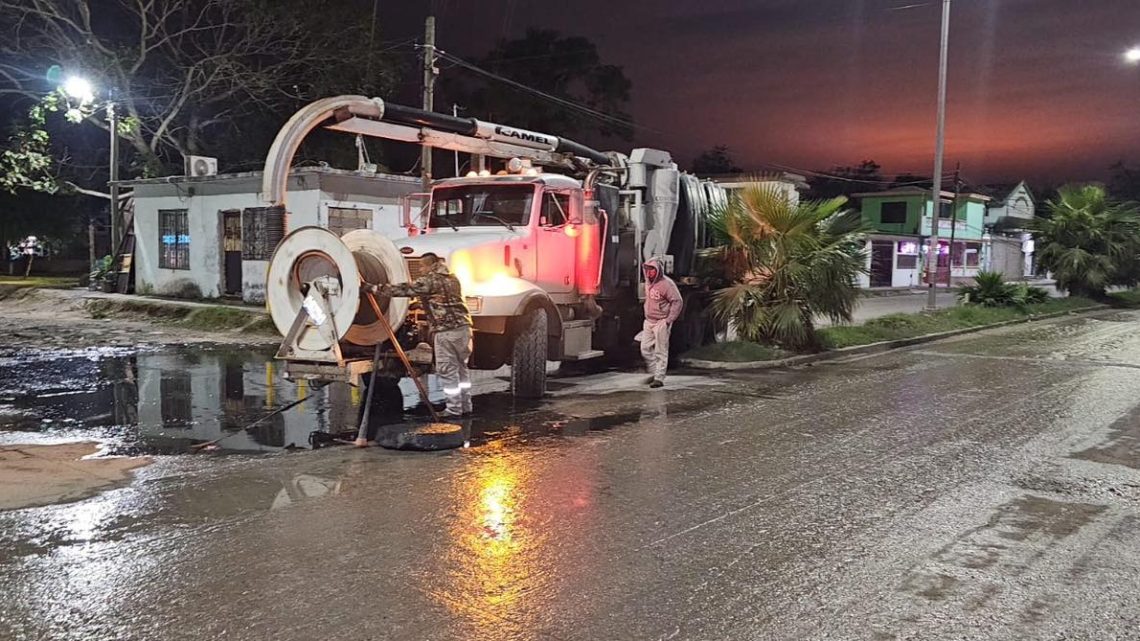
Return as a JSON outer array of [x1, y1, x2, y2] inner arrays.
[[643, 258, 664, 282]]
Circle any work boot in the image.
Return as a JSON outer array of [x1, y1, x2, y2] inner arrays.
[[649, 380, 664, 389]]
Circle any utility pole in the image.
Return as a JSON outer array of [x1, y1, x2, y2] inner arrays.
[[946, 162, 961, 287], [420, 16, 436, 190], [88, 213, 96, 269], [924, 0, 951, 310], [108, 93, 121, 254], [453, 104, 461, 176]]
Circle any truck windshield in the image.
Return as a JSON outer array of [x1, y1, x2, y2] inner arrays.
[[429, 184, 534, 229]]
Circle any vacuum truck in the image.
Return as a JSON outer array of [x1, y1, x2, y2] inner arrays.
[[261, 96, 726, 398]]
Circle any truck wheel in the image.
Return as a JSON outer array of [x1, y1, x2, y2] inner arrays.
[[511, 308, 547, 399]]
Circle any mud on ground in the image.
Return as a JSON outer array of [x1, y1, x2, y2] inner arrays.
[[0, 442, 150, 510], [0, 287, 276, 356]]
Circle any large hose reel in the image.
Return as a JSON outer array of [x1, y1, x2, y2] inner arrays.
[[266, 226, 410, 355]]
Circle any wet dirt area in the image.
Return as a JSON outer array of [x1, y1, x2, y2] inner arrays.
[[3, 308, 1140, 640]]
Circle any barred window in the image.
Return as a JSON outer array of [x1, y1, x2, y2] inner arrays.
[[158, 209, 190, 270], [327, 207, 372, 236], [242, 206, 286, 260]]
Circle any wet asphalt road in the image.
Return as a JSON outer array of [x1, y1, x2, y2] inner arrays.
[[4, 310, 1140, 640]]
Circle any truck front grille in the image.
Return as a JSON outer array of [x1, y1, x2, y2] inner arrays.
[[404, 257, 426, 281]]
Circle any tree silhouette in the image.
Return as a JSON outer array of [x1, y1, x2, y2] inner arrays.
[[690, 145, 743, 175], [806, 160, 883, 199], [444, 29, 633, 142]]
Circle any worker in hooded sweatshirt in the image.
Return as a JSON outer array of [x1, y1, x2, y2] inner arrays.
[[638, 258, 683, 388], [366, 253, 473, 417]]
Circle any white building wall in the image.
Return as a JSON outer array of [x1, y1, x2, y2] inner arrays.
[[241, 189, 321, 304], [318, 197, 407, 239]]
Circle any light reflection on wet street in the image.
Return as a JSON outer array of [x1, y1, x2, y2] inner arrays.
[[3, 310, 1140, 639]]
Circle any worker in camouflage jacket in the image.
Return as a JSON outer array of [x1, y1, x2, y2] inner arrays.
[[367, 253, 473, 417]]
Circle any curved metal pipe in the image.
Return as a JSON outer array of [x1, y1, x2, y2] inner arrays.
[[261, 96, 385, 205]]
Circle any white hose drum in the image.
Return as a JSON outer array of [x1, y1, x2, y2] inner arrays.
[[266, 226, 409, 351], [341, 229, 409, 346]]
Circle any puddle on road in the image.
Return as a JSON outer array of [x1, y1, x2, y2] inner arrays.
[[0, 347, 662, 455]]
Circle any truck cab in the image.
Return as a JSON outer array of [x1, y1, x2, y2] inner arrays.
[[396, 170, 603, 397]]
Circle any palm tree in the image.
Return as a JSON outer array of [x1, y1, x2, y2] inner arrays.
[[705, 183, 868, 351], [1032, 184, 1140, 298]]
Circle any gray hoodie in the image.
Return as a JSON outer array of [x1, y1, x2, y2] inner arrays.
[[642, 258, 683, 323]]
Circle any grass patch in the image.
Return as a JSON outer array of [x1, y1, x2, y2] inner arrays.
[[1107, 288, 1140, 308], [682, 341, 789, 362], [819, 296, 1098, 349], [85, 299, 188, 321], [0, 275, 78, 289], [84, 298, 273, 335], [239, 316, 279, 335], [180, 306, 259, 331]]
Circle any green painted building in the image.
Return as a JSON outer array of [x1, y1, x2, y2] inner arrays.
[[852, 188, 992, 288]]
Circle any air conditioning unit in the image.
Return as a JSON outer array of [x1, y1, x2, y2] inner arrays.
[[184, 155, 218, 177]]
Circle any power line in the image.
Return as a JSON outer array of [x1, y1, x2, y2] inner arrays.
[[432, 48, 654, 134], [762, 161, 953, 186]]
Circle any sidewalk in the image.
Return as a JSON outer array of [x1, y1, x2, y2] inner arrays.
[[820, 281, 1062, 328]]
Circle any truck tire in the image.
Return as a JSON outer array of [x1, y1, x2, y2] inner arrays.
[[511, 308, 547, 399]]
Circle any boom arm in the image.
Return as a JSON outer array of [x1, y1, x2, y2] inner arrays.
[[262, 96, 612, 205]]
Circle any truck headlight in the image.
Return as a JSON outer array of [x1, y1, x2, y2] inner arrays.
[[465, 296, 483, 313]]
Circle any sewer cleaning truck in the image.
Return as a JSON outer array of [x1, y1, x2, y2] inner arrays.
[[260, 96, 727, 398]]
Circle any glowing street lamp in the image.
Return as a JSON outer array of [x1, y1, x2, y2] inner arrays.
[[1126, 47, 1140, 64], [62, 76, 95, 104], [58, 74, 122, 252]]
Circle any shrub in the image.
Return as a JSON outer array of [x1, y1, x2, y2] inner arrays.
[[1031, 184, 1140, 298], [958, 271, 1050, 308], [958, 271, 1014, 307], [706, 184, 869, 351]]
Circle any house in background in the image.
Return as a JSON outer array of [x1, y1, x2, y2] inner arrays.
[[122, 168, 419, 303], [708, 171, 809, 206], [984, 181, 1036, 278], [852, 187, 991, 288]]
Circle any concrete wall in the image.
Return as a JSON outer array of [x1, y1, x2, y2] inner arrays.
[[717, 180, 802, 208], [133, 188, 321, 299], [988, 236, 1025, 279]]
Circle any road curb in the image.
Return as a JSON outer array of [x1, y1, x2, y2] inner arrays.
[[680, 305, 1109, 371]]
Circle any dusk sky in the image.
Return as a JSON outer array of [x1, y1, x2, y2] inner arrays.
[[390, 0, 1140, 184]]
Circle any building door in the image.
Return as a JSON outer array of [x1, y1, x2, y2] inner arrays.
[[870, 241, 893, 287], [222, 210, 242, 296]]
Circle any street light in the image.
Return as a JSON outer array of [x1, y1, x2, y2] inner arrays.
[[62, 76, 94, 104], [59, 75, 121, 255], [1125, 47, 1140, 64], [924, 0, 952, 311]]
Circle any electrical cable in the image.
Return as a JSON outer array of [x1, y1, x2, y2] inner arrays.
[[762, 161, 954, 187], [432, 49, 653, 134]]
